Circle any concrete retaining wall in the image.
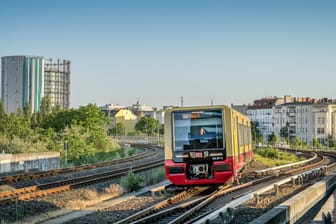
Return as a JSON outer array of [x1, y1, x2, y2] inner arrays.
[[250, 174, 336, 224], [0, 152, 60, 174]]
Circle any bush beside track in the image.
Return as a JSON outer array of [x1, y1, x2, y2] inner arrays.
[[254, 147, 304, 167]]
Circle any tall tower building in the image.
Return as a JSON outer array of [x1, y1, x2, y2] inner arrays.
[[1, 56, 44, 113], [44, 58, 71, 109], [1, 55, 71, 113]]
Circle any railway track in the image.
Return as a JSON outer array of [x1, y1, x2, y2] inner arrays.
[[0, 146, 163, 206], [114, 186, 211, 224], [197, 150, 336, 224], [114, 150, 331, 224], [0, 145, 154, 185]]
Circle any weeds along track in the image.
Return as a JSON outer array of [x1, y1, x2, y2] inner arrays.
[[0, 146, 164, 206], [0, 145, 154, 185], [242, 150, 324, 179]]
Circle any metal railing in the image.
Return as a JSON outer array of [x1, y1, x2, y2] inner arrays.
[[111, 134, 164, 147]]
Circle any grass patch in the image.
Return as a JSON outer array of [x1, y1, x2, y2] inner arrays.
[[66, 185, 124, 210], [74, 147, 138, 165], [81, 188, 99, 201], [104, 184, 123, 196], [254, 147, 303, 167]]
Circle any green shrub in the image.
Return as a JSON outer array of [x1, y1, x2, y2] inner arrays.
[[254, 147, 302, 167], [119, 149, 126, 158], [127, 148, 136, 156], [255, 147, 279, 158], [121, 170, 143, 192]]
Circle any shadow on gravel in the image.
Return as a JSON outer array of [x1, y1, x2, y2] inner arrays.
[[0, 200, 60, 223]]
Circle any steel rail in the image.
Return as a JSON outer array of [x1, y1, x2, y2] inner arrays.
[[114, 187, 210, 224], [116, 151, 328, 224], [0, 146, 157, 184], [0, 149, 163, 206]]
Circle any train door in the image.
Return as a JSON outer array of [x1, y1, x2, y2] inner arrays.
[[235, 117, 240, 163], [243, 120, 247, 162]]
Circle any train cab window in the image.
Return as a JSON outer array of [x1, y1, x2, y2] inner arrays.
[[172, 109, 224, 151]]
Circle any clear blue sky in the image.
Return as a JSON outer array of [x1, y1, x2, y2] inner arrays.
[[0, 0, 335, 108]]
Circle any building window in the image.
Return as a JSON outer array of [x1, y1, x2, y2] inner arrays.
[[317, 117, 325, 124], [317, 128, 325, 134]]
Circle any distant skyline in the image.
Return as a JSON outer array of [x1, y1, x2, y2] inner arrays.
[[0, 0, 335, 108]]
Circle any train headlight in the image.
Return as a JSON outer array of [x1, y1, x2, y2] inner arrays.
[[215, 164, 231, 172], [168, 166, 184, 174]]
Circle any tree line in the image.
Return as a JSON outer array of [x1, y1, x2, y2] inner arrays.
[[0, 97, 162, 165]]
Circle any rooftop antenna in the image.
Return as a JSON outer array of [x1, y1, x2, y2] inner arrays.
[[180, 96, 184, 107]]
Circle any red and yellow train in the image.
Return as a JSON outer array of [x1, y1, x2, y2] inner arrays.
[[164, 105, 253, 186]]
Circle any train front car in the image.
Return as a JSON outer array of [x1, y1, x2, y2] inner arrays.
[[164, 105, 253, 186]]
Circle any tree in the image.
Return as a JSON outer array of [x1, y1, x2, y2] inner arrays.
[[44, 104, 110, 132], [39, 96, 52, 126], [280, 125, 289, 139], [292, 137, 307, 147], [268, 133, 278, 145], [0, 99, 6, 119], [108, 122, 126, 136], [251, 121, 262, 144], [312, 138, 321, 147], [328, 135, 336, 147], [0, 100, 7, 134], [3, 112, 32, 140], [159, 123, 164, 135], [23, 102, 32, 121], [0, 101, 120, 162], [76, 104, 111, 130], [135, 117, 159, 136]]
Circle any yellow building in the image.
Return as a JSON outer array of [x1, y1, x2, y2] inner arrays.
[[111, 109, 137, 133]]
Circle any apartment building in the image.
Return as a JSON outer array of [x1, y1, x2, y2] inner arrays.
[[247, 95, 336, 145], [273, 100, 314, 144], [246, 97, 284, 139], [312, 101, 336, 144]]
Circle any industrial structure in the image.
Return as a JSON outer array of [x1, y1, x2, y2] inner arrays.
[[1, 56, 44, 113], [44, 58, 71, 109], [1, 55, 70, 113]]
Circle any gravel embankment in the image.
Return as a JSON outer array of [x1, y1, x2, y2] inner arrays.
[[64, 195, 167, 224]]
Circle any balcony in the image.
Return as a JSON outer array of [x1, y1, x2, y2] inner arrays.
[[287, 112, 296, 117], [289, 122, 296, 127], [289, 129, 296, 136]]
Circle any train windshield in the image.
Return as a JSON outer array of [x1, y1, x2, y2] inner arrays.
[[172, 109, 224, 151]]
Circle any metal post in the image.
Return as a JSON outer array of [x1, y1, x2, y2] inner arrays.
[[254, 193, 259, 205], [274, 184, 279, 195], [64, 142, 68, 167]]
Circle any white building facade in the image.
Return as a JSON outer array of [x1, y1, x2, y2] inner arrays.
[[269, 99, 336, 145], [273, 103, 314, 144], [312, 103, 336, 145], [246, 97, 284, 140]]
